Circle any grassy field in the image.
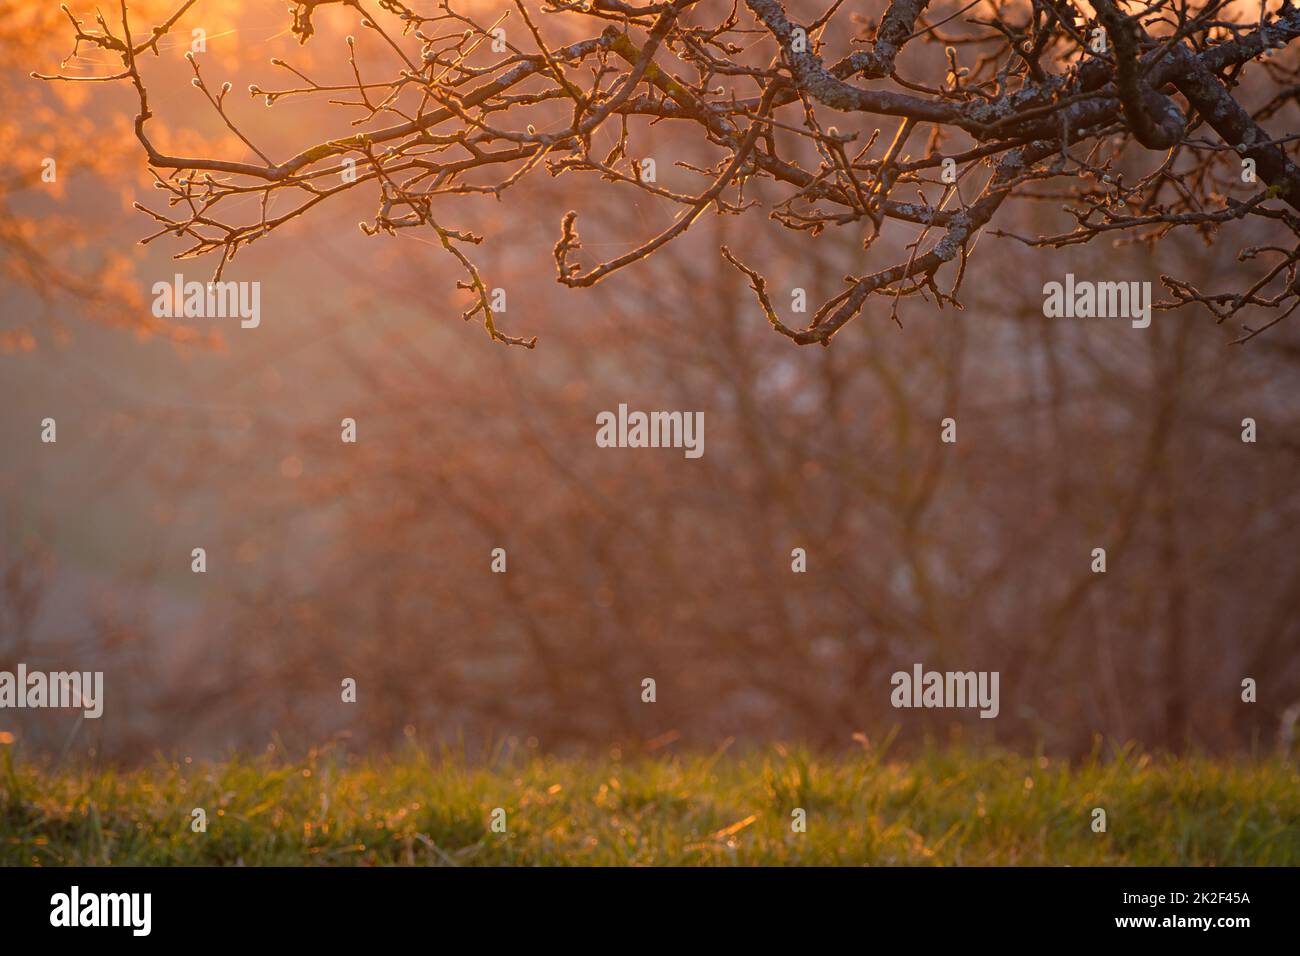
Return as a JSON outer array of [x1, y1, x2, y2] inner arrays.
[[2, 741, 1297, 865]]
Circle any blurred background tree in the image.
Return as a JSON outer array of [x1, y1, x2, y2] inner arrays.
[[3, 0, 1299, 760]]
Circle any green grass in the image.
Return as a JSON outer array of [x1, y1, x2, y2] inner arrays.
[[3, 741, 1297, 865]]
